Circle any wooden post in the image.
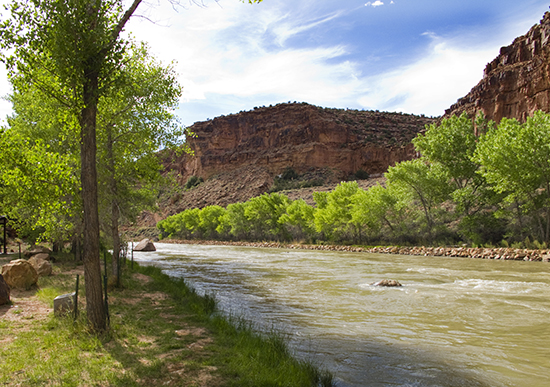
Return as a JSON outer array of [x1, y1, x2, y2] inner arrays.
[[74, 275, 80, 322]]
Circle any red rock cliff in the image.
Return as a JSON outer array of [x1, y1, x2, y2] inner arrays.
[[446, 12, 550, 122], [166, 103, 435, 182]]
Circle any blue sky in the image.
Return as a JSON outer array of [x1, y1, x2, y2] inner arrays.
[[1, 0, 549, 126]]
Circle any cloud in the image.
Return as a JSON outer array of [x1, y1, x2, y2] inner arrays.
[[365, 1, 384, 7], [356, 36, 495, 116]]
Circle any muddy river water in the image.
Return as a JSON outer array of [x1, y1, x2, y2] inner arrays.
[[132, 243, 550, 386]]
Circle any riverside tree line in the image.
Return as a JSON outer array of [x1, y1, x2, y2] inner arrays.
[[159, 112, 550, 248]]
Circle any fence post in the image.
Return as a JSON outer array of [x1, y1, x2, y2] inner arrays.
[[73, 274, 79, 322]]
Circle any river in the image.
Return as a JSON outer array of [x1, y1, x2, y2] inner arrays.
[[131, 243, 550, 387]]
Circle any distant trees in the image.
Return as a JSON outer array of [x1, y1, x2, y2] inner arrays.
[[159, 111, 550, 248]]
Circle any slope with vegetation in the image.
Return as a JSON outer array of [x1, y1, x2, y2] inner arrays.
[[159, 111, 550, 249]]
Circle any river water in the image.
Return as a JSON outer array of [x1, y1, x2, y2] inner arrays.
[[131, 243, 550, 387]]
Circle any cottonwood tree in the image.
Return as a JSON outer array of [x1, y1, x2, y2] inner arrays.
[[97, 42, 184, 283], [474, 111, 550, 243], [0, 0, 263, 332]]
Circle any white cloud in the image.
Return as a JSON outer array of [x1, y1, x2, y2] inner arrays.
[[356, 36, 495, 116], [365, 1, 384, 7]]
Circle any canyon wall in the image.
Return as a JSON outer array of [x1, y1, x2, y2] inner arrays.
[[445, 12, 550, 122], [165, 103, 435, 182]]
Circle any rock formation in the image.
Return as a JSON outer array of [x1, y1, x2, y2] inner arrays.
[[446, 12, 550, 122], [165, 103, 435, 183], [1, 259, 38, 289], [28, 255, 52, 277], [371, 279, 402, 287], [133, 238, 156, 252]]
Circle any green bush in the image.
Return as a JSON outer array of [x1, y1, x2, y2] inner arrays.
[[184, 175, 203, 190]]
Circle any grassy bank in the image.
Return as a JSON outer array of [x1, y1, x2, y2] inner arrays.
[[0, 253, 333, 386]]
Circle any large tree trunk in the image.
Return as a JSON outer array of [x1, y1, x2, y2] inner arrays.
[[81, 69, 106, 332]]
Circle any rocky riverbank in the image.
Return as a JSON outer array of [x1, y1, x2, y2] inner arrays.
[[160, 239, 550, 262]]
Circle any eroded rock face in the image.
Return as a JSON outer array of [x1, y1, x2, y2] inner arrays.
[[446, 12, 550, 123], [164, 103, 435, 183], [1, 259, 38, 289]]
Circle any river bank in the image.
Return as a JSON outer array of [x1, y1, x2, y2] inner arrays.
[[0, 252, 332, 386], [160, 239, 550, 262]]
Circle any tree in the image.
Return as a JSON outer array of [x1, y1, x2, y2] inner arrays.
[[96, 42, 184, 281], [0, 130, 79, 241], [313, 181, 360, 242], [198, 205, 226, 240], [217, 202, 251, 240], [474, 111, 550, 243], [413, 113, 495, 218], [385, 159, 451, 239], [278, 199, 315, 241], [1, 0, 264, 331], [244, 193, 291, 240]]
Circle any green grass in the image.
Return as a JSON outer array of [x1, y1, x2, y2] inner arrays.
[[0, 253, 333, 387]]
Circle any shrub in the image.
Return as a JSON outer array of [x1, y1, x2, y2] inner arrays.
[[184, 175, 203, 190]]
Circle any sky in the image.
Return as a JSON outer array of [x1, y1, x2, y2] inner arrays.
[[1, 0, 549, 126]]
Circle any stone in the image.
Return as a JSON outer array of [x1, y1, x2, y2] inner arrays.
[[371, 279, 402, 287], [0, 274, 10, 305], [33, 253, 53, 262], [446, 12, 550, 123], [24, 245, 52, 258], [1, 259, 38, 289], [54, 292, 75, 316], [28, 255, 52, 277], [133, 238, 156, 252]]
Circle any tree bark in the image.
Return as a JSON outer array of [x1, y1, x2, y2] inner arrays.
[[107, 127, 121, 285], [81, 68, 106, 332]]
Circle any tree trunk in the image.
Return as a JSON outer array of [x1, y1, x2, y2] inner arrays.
[[81, 69, 106, 332], [107, 128, 121, 286]]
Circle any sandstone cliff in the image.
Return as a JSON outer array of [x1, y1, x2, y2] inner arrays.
[[446, 12, 550, 122], [165, 102, 435, 183]]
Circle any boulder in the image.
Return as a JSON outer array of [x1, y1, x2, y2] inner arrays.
[[24, 245, 52, 258], [1, 259, 39, 289], [28, 255, 52, 277], [133, 238, 156, 252], [371, 279, 402, 287], [33, 253, 54, 262], [0, 274, 10, 305], [54, 292, 75, 316]]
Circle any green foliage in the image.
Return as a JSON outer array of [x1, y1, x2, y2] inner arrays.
[[278, 199, 316, 241], [280, 167, 298, 180], [474, 111, 550, 242], [314, 181, 360, 241], [385, 159, 452, 238], [0, 130, 79, 240], [184, 175, 204, 190], [270, 167, 324, 192], [159, 110, 550, 246], [351, 169, 370, 180]]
